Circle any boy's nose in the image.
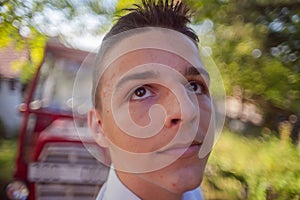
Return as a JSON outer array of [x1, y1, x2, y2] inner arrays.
[[164, 87, 198, 128]]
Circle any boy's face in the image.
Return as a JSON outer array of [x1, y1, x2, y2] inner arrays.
[[94, 47, 212, 193]]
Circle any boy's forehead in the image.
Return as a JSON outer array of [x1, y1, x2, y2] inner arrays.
[[105, 49, 209, 83], [96, 27, 209, 86]]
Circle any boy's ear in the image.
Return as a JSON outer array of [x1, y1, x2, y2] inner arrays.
[[88, 109, 109, 148]]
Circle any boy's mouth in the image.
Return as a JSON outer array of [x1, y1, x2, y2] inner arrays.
[[157, 140, 202, 158]]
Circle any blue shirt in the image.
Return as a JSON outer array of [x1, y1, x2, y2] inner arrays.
[[96, 167, 204, 200]]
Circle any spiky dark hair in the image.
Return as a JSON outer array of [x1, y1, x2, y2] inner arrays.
[[104, 0, 199, 43]]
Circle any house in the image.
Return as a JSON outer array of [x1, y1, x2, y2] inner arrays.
[[0, 44, 28, 137]]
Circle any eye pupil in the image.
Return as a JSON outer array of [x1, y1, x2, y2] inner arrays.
[[186, 82, 205, 95], [134, 87, 146, 97], [188, 83, 198, 91], [190, 83, 197, 91]]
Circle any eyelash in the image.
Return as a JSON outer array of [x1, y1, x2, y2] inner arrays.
[[130, 85, 154, 101], [129, 81, 208, 101], [185, 80, 208, 95]]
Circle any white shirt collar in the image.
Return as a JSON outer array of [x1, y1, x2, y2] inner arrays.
[[96, 167, 204, 200]]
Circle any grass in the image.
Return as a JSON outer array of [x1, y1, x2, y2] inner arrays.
[[202, 130, 300, 200], [0, 138, 17, 199]]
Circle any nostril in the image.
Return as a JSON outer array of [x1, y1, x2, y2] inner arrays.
[[171, 119, 180, 125]]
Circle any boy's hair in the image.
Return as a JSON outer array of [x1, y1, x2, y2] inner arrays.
[[104, 0, 198, 43], [94, 0, 198, 110]]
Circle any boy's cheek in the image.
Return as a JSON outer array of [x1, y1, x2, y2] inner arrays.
[[128, 102, 153, 126]]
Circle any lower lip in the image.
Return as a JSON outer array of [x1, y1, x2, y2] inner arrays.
[[159, 144, 201, 158]]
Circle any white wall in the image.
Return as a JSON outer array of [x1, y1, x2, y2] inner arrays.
[[0, 78, 22, 137]]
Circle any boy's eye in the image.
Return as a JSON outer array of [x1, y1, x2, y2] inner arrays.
[[131, 86, 153, 100], [186, 81, 206, 95]]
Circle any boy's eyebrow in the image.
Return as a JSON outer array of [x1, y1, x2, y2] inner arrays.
[[116, 70, 160, 89], [185, 66, 209, 78], [115, 66, 210, 90]]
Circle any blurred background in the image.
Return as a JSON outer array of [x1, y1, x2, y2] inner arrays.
[[0, 0, 299, 199]]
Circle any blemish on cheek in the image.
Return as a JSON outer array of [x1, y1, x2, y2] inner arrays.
[[172, 183, 177, 188]]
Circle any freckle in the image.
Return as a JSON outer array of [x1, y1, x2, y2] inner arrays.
[[172, 183, 177, 188]]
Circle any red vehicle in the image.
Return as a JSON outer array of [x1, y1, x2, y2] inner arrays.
[[6, 40, 109, 200]]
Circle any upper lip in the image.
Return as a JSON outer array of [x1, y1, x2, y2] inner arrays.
[[157, 140, 202, 153]]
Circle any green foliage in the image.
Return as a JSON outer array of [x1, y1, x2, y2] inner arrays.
[[203, 131, 300, 200], [0, 139, 16, 180], [0, 1, 47, 83], [19, 32, 46, 83], [0, 22, 46, 83], [183, 0, 300, 126], [115, 0, 142, 13], [0, 139, 17, 199]]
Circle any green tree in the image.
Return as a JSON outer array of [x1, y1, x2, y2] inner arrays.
[[185, 0, 300, 129]]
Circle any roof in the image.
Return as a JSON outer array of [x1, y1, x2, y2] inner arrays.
[[0, 45, 29, 79], [45, 38, 92, 63], [0, 38, 93, 79]]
